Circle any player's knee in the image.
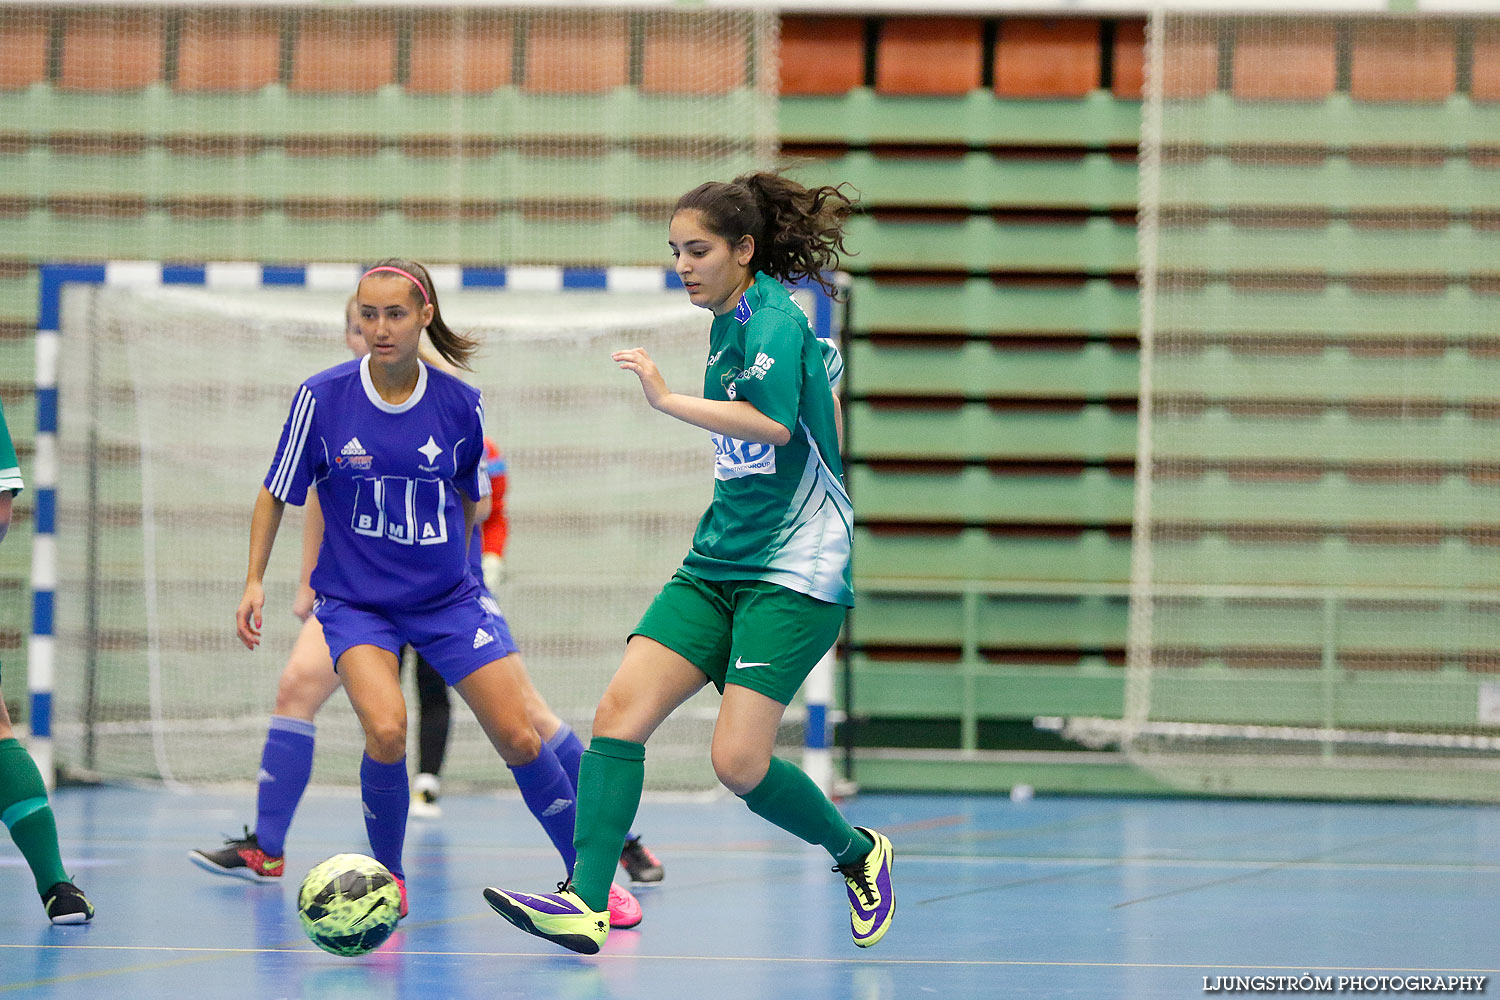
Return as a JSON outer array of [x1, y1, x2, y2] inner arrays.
[[711, 742, 770, 796], [362, 717, 407, 762], [592, 687, 631, 737], [273, 667, 328, 718], [495, 723, 541, 766], [507, 722, 541, 761], [525, 704, 561, 740], [522, 690, 558, 736]]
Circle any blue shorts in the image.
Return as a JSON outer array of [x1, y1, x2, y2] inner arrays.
[[315, 583, 519, 687]]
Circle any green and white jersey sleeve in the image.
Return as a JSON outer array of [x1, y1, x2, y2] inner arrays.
[[683, 273, 853, 606], [818, 337, 844, 391], [0, 398, 22, 496]]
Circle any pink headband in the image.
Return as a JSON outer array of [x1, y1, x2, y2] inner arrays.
[[360, 265, 431, 307]]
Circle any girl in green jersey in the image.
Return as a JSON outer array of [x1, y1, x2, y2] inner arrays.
[[0, 401, 94, 923], [485, 171, 894, 954]]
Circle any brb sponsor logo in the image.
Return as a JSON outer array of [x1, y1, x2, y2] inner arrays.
[[721, 352, 775, 400], [712, 433, 776, 479], [743, 352, 775, 380]]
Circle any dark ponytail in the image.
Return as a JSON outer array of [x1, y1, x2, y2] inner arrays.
[[673, 170, 857, 298], [363, 257, 479, 371]]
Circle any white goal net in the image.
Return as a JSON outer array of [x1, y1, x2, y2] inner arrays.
[[50, 276, 780, 793], [1116, 12, 1500, 800]]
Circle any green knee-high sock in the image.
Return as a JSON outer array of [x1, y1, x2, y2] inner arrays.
[[740, 756, 874, 866], [0, 738, 69, 894], [569, 736, 645, 912]]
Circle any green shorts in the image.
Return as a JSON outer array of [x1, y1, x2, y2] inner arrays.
[[631, 569, 845, 705]]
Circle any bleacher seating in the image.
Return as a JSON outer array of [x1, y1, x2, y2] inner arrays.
[[522, 12, 628, 93], [993, 18, 1101, 99], [408, 13, 515, 95], [1230, 21, 1338, 100], [1349, 20, 1455, 102], [0, 11, 48, 91], [174, 11, 282, 92], [1473, 23, 1500, 100], [0, 10, 1497, 791], [58, 10, 164, 92], [289, 12, 397, 93], [641, 13, 752, 95], [779, 16, 864, 96], [874, 17, 983, 97]]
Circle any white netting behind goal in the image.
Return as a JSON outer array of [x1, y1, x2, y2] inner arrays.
[[50, 279, 774, 793], [1119, 12, 1500, 800]]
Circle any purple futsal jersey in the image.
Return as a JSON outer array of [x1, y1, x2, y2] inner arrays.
[[264, 355, 490, 609]]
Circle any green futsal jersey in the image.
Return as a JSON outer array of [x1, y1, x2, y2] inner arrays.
[[0, 399, 21, 497], [682, 272, 853, 606]]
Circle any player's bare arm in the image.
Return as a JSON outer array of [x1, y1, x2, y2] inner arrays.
[[461, 494, 477, 548], [613, 346, 791, 446], [238, 485, 287, 650], [293, 489, 325, 621]]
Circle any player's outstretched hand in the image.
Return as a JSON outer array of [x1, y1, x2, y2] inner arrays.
[[612, 347, 669, 409], [237, 581, 265, 650]]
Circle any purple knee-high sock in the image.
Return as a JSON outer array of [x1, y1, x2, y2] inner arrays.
[[255, 716, 315, 857], [360, 753, 409, 879], [509, 741, 578, 873]]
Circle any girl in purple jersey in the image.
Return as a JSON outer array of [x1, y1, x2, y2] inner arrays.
[[194, 298, 663, 907], [234, 259, 640, 924]]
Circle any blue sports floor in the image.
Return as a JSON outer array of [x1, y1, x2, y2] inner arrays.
[[2, 786, 1498, 999]]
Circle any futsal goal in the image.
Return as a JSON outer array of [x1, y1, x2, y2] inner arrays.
[[34, 262, 839, 795]]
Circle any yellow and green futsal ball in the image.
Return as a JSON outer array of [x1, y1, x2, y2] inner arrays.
[[297, 853, 401, 957]]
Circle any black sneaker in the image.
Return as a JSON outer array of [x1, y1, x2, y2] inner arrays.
[[619, 835, 664, 883], [188, 827, 284, 881], [42, 881, 94, 924]]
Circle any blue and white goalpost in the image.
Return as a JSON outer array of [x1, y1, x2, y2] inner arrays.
[[30, 261, 843, 794]]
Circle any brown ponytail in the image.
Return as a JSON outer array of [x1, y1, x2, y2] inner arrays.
[[673, 170, 858, 298]]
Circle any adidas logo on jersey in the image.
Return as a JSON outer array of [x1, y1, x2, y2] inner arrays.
[[541, 797, 574, 818], [473, 628, 495, 650], [341, 437, 368, 456]]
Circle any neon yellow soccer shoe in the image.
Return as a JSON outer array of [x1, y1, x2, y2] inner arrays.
[[483, 883, 609, 955], [834, 827, 895, 948]]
